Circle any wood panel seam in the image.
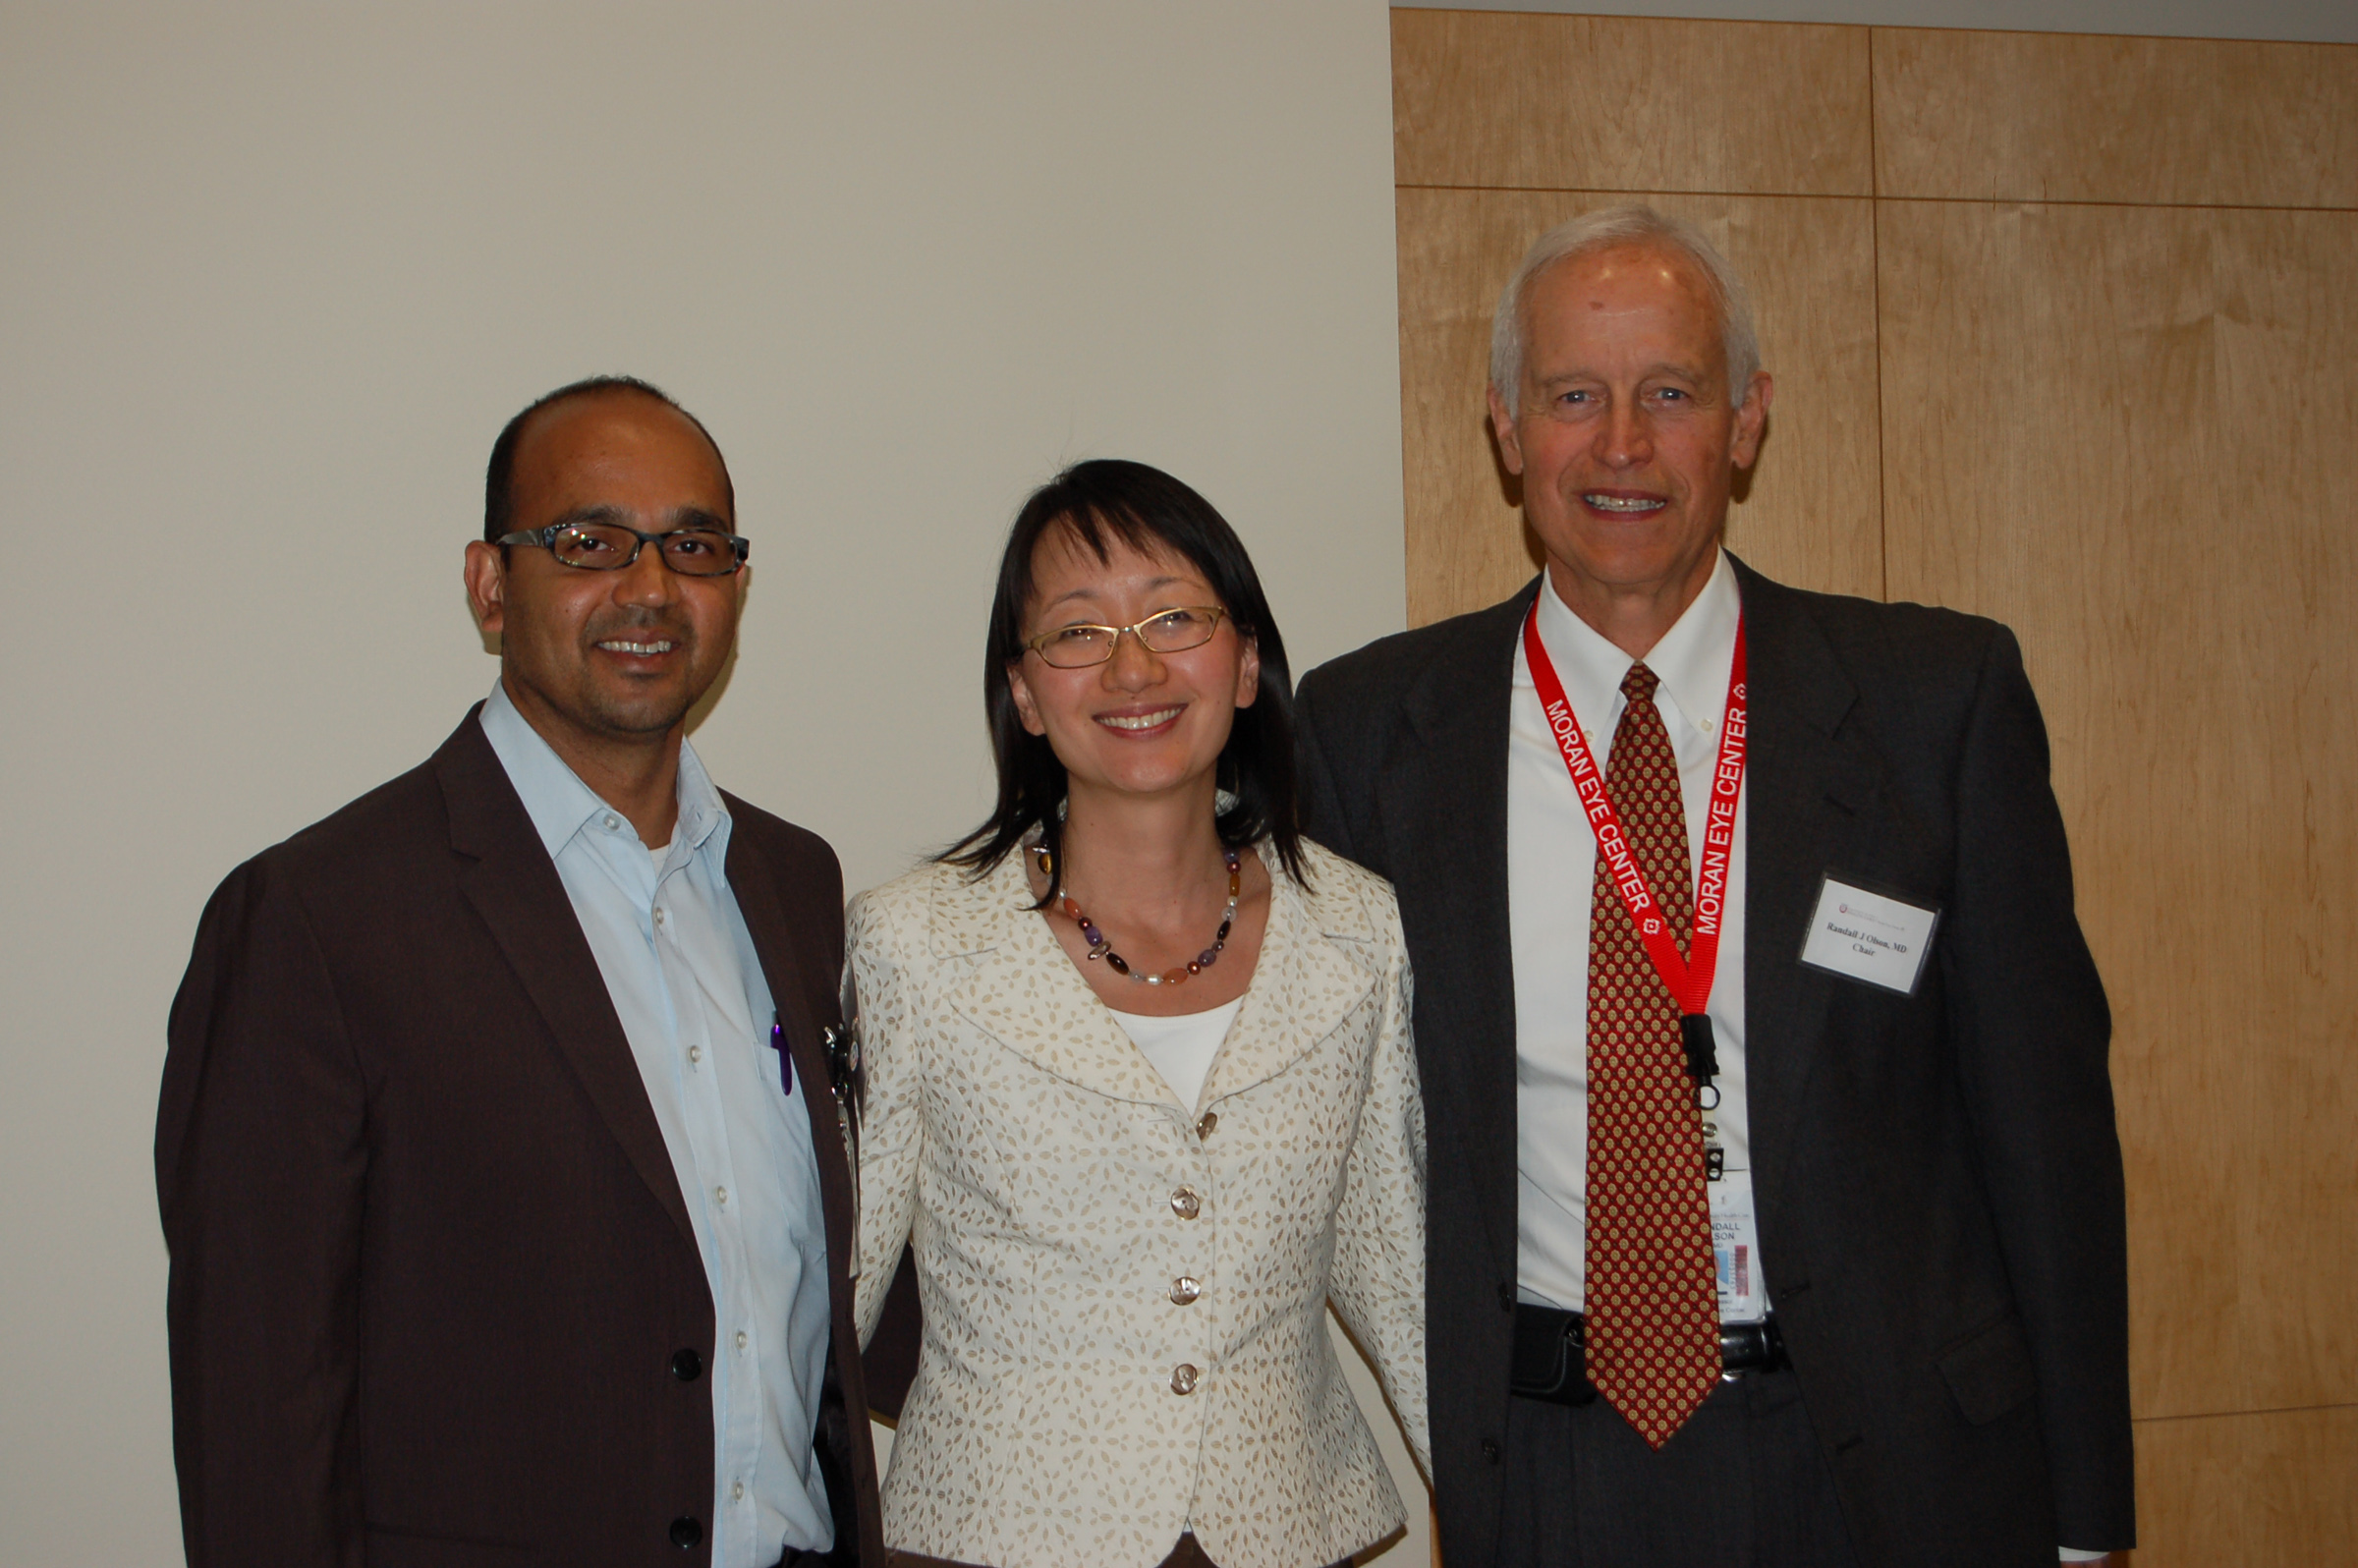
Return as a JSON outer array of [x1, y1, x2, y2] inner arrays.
[[1397, 184, 2358, 215], [2134, 1402, 2358, 1427], [1868, 27, 1888, 604]]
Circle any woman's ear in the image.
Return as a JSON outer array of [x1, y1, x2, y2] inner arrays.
[[1234, 635, 1262, 708], [1007, 660, 1049, 736]]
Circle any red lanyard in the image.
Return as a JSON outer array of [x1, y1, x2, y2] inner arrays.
[[1522, 601, 1748, 1053]]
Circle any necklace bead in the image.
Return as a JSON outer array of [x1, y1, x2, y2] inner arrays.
[[1057, 848, 1242, 985]]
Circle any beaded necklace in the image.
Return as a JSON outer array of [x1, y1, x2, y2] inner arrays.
[[1034, 844, 1243, 986]]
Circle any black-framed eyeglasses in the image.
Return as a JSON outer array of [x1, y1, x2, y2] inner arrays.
[[496, 521, 750, 577], [1023, 606, 1228, 668]]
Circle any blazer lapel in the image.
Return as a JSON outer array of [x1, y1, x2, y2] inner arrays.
[[722, 825, 857, 1276], [940, 853, 1181, 1108], [434, 711, 701, 1260], [1387, 583, 1534, 1281], [1730, 560, 1887, 1209], [1199, 866, 1376, 1106]]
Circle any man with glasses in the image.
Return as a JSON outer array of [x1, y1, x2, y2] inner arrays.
[[157, 377, 884, 1567]]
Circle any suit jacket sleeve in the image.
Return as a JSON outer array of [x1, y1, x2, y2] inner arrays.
[[1946, 627, 2134, 1549], [156, 859, 367, 1568], [1323, 908, 1432, 1483], [848, 891, 924, 1349]]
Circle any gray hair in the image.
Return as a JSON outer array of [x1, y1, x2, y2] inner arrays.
[[1488, 203, 1761, 418]]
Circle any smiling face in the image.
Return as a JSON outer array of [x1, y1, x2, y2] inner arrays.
[[1489, 241, 1770, 627], [463, 390, 745, 758], [1004, 524, 1260, 808]]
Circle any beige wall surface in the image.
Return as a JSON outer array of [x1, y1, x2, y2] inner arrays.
[[0, 3, 1420, 1560]]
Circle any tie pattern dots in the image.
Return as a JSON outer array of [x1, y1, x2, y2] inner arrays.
[[1582, 662, 1721, 1449]]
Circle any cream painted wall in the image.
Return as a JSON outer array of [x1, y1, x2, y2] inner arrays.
[[0, 3, 1418, 1560]]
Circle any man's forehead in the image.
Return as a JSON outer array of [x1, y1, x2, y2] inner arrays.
[[1524, 243, 1724, 371], [512, 392, 731, 507]]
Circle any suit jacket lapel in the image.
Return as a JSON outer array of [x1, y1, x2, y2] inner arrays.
[[434, 711, 702, 1260], [1199, 867, 1376, 1106], [722, 822, 858, 1278], [1731, 560, 1886, 1209], [940, 853, 1182, 1107], [1390, 583, 1534, 1281]]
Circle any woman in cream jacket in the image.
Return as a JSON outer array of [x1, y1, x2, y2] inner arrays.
[[849, 461, 1428, 1568]]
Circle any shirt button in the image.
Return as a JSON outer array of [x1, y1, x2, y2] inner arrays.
[[736, 1330, 749, 1351], [653, 907, 667, 927], [602, 813, 621, 832], [1195, 1111, 1217, 1140], [1170, 1187, 1202, 1220], [688, 1044, 702, 1065], [714, 1185, 729, 1206], [731, 1480, 745, 1503], [1169, 1276, 1202, 1306], [1170, 1364, 1200, 1395]]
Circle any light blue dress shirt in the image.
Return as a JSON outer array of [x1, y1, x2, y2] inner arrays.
[[479, 681, 834, 1562]]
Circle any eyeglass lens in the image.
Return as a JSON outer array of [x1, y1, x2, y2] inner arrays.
[[552, 523, 740, 576], [1034, 608, 1222, 668]]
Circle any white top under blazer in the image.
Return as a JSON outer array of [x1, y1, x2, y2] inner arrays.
[[848, 839, 1431, 1568]]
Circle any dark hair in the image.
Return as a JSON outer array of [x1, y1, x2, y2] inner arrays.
[[482, 374, 733, 542], [943, 459, 1306, 902]]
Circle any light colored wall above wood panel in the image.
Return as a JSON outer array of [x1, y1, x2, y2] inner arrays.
[[1391, 9, 1874, 196], [1876, 198, 2358, 1420], [1873, 28, 2358, 208], [1395, 187, 1881, 627]]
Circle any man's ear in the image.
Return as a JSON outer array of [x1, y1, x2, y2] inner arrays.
[[464, 540, 507, 638], [1006, 660, 1047, 737], [1488, 384, 1526, 476], [1731, 370, 1774, 471]]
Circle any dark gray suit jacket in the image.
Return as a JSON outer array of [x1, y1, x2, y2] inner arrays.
[[158, 708, 885, 1568], [1294, 558, 2133, 1566]]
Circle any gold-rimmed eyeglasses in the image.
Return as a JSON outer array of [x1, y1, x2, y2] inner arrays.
[[1023, 607, 1228, 669]]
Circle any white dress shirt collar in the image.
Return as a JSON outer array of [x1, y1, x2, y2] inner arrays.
[[1531, 547, 1743, 739], [479, 677, 729, 864]]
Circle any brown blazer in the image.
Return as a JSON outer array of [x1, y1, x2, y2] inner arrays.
[[156, 707, 885, 1568]]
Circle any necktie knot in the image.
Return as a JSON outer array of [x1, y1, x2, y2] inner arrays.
[[1620, 661, 1660, 705]]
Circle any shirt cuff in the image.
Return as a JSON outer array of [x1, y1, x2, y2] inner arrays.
[[2058, 1550, 2110, 1562]]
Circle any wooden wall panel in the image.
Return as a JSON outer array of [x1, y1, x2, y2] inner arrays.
[[1395, 188, 1882, 627], [2129, 1406, 2358, 1565], [1876, 199, 2358, 1420], [1873, 28, 2358, 209], [1391, 9, 1872, 196]]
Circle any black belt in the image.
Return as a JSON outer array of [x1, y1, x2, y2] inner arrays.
[[1509, 1303, 1790, 1407]]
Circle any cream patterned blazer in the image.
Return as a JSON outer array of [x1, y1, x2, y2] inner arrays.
[[849, 839, 1429, 1568]]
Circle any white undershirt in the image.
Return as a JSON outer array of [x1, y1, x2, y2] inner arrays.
[[1107, 996, 1244, 1113]]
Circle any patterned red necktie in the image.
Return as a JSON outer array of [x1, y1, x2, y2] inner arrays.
[[1582, 661, 1722, 1448]]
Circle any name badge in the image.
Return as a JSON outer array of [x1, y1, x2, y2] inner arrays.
[[1799, 873, 1940, 995], [1711, 1165, 1767, 1324]]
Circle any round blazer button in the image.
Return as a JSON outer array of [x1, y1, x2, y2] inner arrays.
[[1170, 1363, 1201, 1395], [1480, 1438, 1500, 1464], [669, 1515, 703, 1548], [1170, 1188, 1202, 1220], [1195, 1111, 1217, 1140], [670, 1348, 703, 1381], [1169, 1276, 1202, 1306]]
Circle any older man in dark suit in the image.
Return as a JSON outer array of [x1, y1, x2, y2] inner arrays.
[[1294, 207, 2133, 1567], [158, 377, 883, 1567]]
